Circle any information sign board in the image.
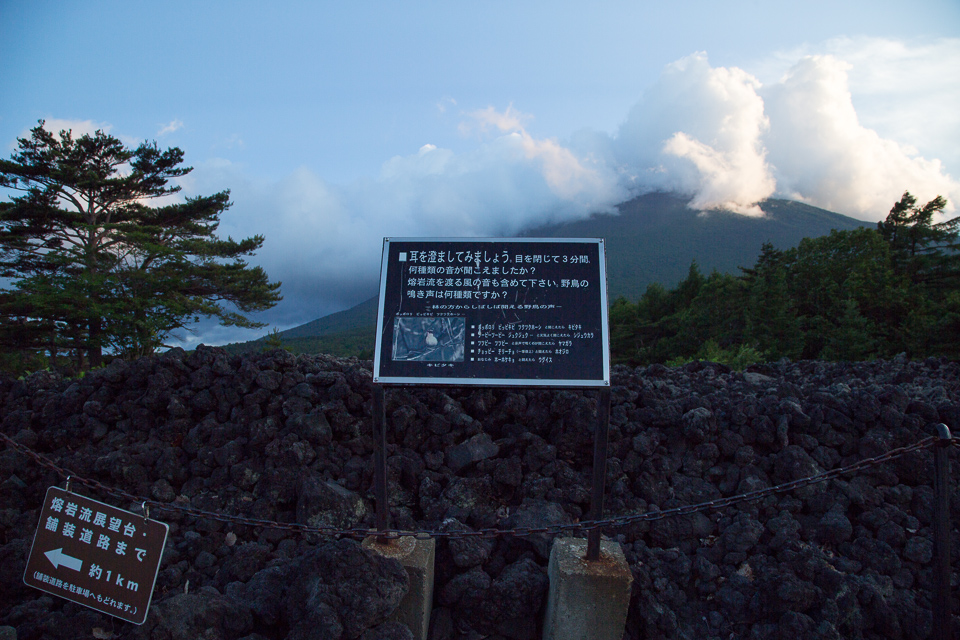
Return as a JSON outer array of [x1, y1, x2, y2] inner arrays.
[[24, 487, 168, 625], [373, 238, 609, 386]]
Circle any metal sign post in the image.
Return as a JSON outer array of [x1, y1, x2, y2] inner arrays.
[[586, 388, 612, 561], [24, 486, 168, 625], [371, 238, 612, 558], [372, 384, 391, 537]]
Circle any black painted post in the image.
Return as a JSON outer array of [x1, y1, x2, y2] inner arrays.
[[586, 387, 612, 561], [933, 423, 952, 640], [372, 384, 390, 538]]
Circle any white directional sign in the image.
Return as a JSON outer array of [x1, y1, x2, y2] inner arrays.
[[24, 487, 169, 625]]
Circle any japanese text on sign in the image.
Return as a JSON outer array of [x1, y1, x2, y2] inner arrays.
[[24, 487, 169, 625], [374, 238, 610, 387]]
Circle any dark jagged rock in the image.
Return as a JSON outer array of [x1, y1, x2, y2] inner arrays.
[[296, 475, 367, 530], [445, 433, 499, 473], [130, 589, 254, 640], [1, 351, 958, 639], [222, 539, 408, 640]]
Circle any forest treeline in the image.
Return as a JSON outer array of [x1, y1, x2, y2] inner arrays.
[[609, 192, 959, 368]]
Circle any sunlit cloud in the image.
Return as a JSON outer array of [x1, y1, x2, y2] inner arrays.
[[187, 108, 628, 334], [192, 37, 960, 343], [762, 54, 958, 217], [457, 105, 620, 203], [597, 46, 959, 218], [764, 37, 960, 163], [663, 132, 773, 216], [614, 53, 776, 215]]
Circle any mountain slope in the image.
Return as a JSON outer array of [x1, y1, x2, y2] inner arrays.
[[526, 192, 868, 301], [225, 193, 870, 355], [278, 296, 378, 339], [219, 297, 378, 357]]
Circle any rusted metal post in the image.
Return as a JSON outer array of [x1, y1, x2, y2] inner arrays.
[[372, 384, 390, 537], [933, 423, 952, 640], [586, 388, 612, 561]]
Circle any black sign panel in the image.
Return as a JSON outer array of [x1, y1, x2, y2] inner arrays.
[[24, 487, 169, 625], [373, 238, 609, 386]]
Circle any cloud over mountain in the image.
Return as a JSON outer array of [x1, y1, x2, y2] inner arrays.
[[170, 38, 960, 342], [761, 54, 958, 216], [610, 53, 776, 216], [598, 45, 959, 218]]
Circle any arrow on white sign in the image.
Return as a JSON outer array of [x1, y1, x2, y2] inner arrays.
[[44, 548, 83, 572]]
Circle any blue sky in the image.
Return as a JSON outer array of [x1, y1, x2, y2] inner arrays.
[[2, 1, 959, 347]]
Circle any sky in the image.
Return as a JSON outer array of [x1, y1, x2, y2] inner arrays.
[[2, 1, 959, 348]]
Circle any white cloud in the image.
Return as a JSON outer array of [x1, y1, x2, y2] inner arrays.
[[217, 133, 245, 150], [182, 111, 628, 334], [157, 119, 184, 136], [27, 118, 142, 149], [187, 39, 960, 342], [761, 54, 959, 217], [7, 119, 109, 150], [608, 53, 776, 214], [37, 118, 111, 138], [764, 37, 960, 168], [460, 104, 531, 136], [591, 45, 960, 219], [663, 131, 773, 216], [456, 105, 624, 206]]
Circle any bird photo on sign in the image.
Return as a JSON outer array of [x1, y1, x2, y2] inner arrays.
[[391, 317, 465, 362]]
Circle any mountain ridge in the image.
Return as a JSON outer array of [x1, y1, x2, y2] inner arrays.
[[222, 192, 869, 355], [527, 192, 868, 301]]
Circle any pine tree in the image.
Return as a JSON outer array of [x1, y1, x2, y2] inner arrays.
[[0, 121, 282, 369], [878, 191, 957, 289], [877, 191, 958, 356], [741, 243, 803, 359]]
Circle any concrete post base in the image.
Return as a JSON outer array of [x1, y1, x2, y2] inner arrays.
[[362, 535, 436, 640], [542, 537, 633, 640]]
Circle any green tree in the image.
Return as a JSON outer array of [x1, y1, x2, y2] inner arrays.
[[675, 270, 748, 355], [784, 228, 905, 358], [666, 339, 765, 371], [608, 296, 642, 364], [878, 191, 957, 289], [876, 191, 958, 356], [741, 243, 804, 359], [609, 262, 715, 364], [0, 121, 282, 369]]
